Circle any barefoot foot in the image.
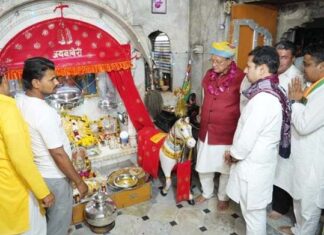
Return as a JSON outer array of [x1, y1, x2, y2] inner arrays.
[[268, 210, 283, 220], [195, 195, 208, 205], [278, 226, 294, 235], [217, 200, 229, 211]]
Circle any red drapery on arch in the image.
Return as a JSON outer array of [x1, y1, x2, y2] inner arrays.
[[0, 17, 132, 79], [108, 70, 154, 130], [0, 17, 154, 130]]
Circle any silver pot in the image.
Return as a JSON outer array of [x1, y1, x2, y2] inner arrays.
[[46, 87, 83, 110], [84, 191, 117, 227], [98, 98, 118, 111]]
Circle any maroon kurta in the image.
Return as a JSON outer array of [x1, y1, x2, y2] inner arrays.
[[198, 68, 245, 145]]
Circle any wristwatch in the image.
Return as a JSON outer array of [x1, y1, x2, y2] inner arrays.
[[291, 98, 306, 105]]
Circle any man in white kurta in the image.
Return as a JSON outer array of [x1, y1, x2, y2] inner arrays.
[[270, 41, 304, 219], [281, 43, 324, 235], [274, 65, 303, 195], [226, 46, 283, 235], [274, 64, 302, 196]]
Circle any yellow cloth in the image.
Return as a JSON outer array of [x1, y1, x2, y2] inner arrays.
[[303, 77, 324, 98], [0, 94, 50, 235], [150, 132, 167, 144]]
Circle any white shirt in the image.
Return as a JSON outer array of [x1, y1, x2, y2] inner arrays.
[[294, 56, 304, 73], [16, 94, 72, 178], [290, 85, 324, 218], [239, 75, 251, 112], [278, 64, 303, 93], [226, 92, 282, 210], [195, 136, 230, 174], [274, 65, 303, 194]]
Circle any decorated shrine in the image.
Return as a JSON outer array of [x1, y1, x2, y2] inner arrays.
[[0, 5, 160, 232], [2, 1, 320, 235]]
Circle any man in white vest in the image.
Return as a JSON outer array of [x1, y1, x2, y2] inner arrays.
[[269, 40, 304, 220], [280, 43, 324, 235], [16, 57, 88, 235], [226, 46, 289, 235]]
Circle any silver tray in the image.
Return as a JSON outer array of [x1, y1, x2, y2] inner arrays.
[[113, 173, 138, 189]]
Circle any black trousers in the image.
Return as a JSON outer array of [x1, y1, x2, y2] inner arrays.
[[272, 185, 293, 214]]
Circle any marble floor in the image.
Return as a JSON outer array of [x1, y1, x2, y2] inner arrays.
[[69, 172, 301, 235]]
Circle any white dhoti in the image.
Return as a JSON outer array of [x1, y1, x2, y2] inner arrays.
[[195, 133, 230, 200], [199, 172, 229, 200], [20, 193, 47, 235]]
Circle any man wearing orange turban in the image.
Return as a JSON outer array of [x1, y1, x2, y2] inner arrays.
[[195, 41, 244, 210]]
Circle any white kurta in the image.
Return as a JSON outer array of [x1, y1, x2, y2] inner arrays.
[[195, 133, 230, 174], [226, 92, 282, 210], [277, 65, 303, 93], [22, 193, 47, 235], [274, 65, 303, 195], [290, 84, 324, 219], [239, 75, 251, 112]]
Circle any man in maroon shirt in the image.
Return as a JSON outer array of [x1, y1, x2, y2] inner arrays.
[[195, 41, 244, 210]]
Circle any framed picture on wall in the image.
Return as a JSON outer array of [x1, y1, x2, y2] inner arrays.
[[152, 0, 167, 14]]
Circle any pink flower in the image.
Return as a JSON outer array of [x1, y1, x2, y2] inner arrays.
[[207, 85, 214, 94], [207, 61, 237, 96]]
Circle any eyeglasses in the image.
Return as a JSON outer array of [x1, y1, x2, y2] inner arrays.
[[209, 58, 229, 66]]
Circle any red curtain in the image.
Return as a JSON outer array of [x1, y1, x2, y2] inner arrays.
[[137, 127, 166, 178], [108, 69, 154, 131], [176, 161, 191, 202]]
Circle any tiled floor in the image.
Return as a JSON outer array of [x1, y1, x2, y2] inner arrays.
[[70, 172, 297, 235]]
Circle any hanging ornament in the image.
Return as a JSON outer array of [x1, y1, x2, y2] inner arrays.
[[53, 3, 73, 45], [224, 0, 236, 15]]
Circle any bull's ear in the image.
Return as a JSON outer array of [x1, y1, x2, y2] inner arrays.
[[184, 116, 190, 123]]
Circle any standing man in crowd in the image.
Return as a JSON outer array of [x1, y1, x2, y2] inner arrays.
[[195, 41, 244, 210], [280, 43, 324, 235], [226, 46, 290, 235], [269, 40, 304, 220], [0, 63, 54, 235], [16, 57, 88, 235]]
